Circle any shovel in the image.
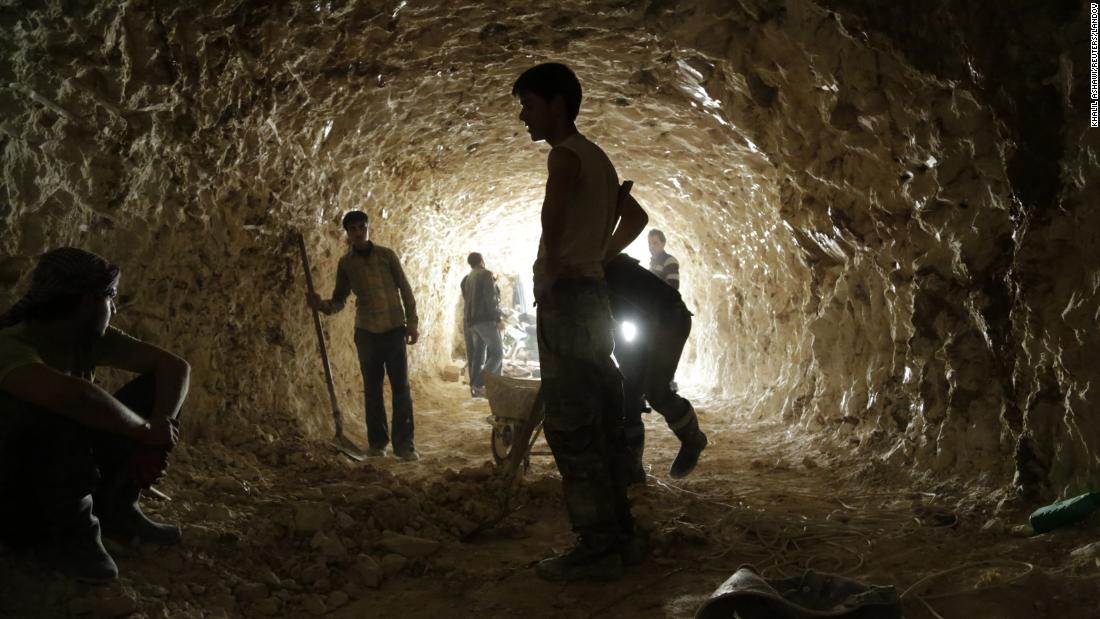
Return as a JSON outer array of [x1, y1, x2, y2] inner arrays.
[[296, 231, 367, 461]]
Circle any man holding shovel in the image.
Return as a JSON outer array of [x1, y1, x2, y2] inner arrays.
[[306, 210, 421, 461]]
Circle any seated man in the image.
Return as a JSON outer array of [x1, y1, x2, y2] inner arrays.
[[605, 253, 707, 483], [0, 248, 189, 581]]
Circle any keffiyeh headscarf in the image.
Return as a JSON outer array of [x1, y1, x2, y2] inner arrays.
[[0, 247, 120, 328]]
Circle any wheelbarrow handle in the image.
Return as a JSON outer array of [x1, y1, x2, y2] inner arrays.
[[503, 387, 545, 485]]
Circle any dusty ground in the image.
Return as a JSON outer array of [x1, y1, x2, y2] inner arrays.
[[2, 380, 1099, 618]]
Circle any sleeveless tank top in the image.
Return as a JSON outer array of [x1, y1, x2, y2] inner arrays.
[[533, 132, 619, 292]]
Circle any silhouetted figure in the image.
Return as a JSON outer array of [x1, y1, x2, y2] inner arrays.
[[461, 252, 504, 397], [0, 248, 188, 582], [605, 253, 707, 483], [306, 210, 421, 461], [514, 61, 642, 582]]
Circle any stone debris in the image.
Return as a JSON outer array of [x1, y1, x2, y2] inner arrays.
[[295, 502, 334, 534], [442, 364, 463, 382], [234, 582, 268, 604], [355, 554, 384, 588], [68, 590, 140, 617], [381, 553, 410, 575], [302, 594, 327, 616], [380, 530, 441, 558], [24, 450, 525, 615], [327, 590, 349, 610]]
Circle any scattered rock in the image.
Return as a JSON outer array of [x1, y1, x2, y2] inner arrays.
[[442, 364, 462, 381], [355, 554, 384, 588], [300, 563, 329, 585], [295, 502, 333, 534], [207, 476, 250, 494], [259, 569, 282, 588], [380, 530, 440, 558], [353, 484, 395, 502], [302, 594, 327, 616], [1070, 541, 1100, 560], [206, 504, 234, 522], [254, 598, 280, 616], [327, 590, 349, 609], [235, 581, 268, 603], [311, 531, 349, 560], [185, 524, 221, 547], [981, 516, 1006, 534], [381, 553, 408, 575], [1009, 524, 1034, 537], [68, 590, 139, 616], [336, 511, 357, 530]]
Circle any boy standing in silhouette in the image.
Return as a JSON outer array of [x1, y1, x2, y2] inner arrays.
[[513, 62, 640, 582]]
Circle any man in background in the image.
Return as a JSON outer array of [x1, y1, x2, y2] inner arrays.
[[461, 252, 504, 397], [648, 229, 680, 290]]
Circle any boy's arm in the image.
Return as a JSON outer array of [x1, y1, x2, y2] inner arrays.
[[100, 335, 190, 422], [541, 146, 581, 282], [604, 181, 649, 260], [389, 251, 420, 344], [0, 364, 177, 446], [480, 271, 503, 322]]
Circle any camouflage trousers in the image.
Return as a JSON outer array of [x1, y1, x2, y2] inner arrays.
[[537, 277, 633, 549]]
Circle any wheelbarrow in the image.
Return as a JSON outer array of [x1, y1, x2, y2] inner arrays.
[[483, 372, 549, 475], [460, 373, 549, 541]]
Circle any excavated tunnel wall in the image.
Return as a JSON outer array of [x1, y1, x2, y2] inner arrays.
[[1, 0, 1095, 498]]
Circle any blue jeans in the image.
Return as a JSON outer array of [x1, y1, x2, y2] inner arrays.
[[465, 320, 503, 390], [354, 327, 415, 451]]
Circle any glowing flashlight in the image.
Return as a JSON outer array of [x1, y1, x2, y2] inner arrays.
[[621, 320, 637, 343]]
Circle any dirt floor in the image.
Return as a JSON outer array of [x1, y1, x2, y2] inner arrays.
[[2, 379, 1099, 618]]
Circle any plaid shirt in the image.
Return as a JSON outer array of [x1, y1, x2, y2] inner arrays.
[[330, 243, 418, 333]]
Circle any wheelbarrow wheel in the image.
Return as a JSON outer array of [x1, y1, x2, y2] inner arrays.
[[491, 421, 515, 465], [491, 421, 530, 471]]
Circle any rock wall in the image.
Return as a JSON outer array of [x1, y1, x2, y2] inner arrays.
[[814, 0, 1096, 498], [1, 0, 1092, 496]]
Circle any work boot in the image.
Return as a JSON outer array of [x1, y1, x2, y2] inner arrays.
[[535, 536, 624, 582], [366, 446, 387, 458], [669, 406, 707, 479], [394, 447, 421, 462], [97, 486, 181, 546], [51, 496, 118, 582]]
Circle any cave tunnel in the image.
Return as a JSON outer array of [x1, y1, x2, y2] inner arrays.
[[1, 0, 1098, 616]]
